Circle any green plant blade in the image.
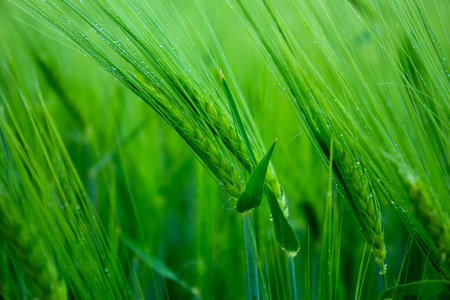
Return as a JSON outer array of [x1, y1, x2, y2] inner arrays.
[[237, 139, 278, 213], [265, 185, 300, 253], [378, 280, 450, 299], [121, 234, 198, 296], [220, 69, 257, 166]]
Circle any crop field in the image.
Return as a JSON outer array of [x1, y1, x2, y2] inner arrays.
[[0, 0, 449, 299]]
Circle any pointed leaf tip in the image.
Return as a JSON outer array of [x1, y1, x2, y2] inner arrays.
[[220, 69, 225, 80], [237, 140, 278, 213]]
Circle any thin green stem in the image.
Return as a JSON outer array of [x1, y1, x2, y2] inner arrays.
[[243, 212, 260, 300], [287, 253, 298, 300], [382, 273, 388, 291]]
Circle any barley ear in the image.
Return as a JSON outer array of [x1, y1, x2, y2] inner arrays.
[[405, 174, 450, 278], [309, 112, 387, 273], [0, 204, 66, 299], [333, 138, 387, 274]]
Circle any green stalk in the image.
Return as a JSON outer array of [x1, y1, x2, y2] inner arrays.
[[287, 253, 298, 300], [243, 212, 260, 300], [382, 273, 388, 291]]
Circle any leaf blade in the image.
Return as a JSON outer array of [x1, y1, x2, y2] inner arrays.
[[265, 185, 300, 253], [121, 234, 197, 295], [378, 280, 450, 299], [237, 139, 278, 213]]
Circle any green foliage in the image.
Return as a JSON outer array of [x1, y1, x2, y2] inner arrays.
[[265, 186, 300, 253], [0, 54, 132, 298], [237, 139, 277, 213], [1, 0, 449, 298], [379, 280, 450, 299]]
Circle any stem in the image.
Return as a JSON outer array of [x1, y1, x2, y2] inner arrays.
[[243, 212, 260, 300], [287, 253, 298, 300], [382, 273, 388, 291]]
